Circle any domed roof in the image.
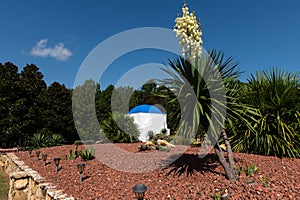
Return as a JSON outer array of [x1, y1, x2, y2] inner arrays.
[[128, 104, 164, 114]]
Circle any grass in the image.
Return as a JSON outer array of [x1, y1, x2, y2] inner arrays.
[[0, 169, 9, 200]]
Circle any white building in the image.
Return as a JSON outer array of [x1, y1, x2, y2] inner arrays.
[[128, 104, 170, 142]]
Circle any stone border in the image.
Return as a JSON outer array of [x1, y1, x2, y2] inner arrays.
[[0, 152, 74, 200]]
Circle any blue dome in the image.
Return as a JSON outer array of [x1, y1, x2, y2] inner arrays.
[[129, 105, 164, 114]]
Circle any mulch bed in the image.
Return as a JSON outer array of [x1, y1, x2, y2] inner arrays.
[[16, 143, 300, 199]]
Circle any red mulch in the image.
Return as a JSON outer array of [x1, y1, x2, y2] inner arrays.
[[16, 143, 300, 199]]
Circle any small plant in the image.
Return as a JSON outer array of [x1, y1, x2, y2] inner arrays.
[[157, 145, 170, 152], [252, 163, 258, 174], [211, 193, 221, 200], [148, 131, 154, 140], [48, 134, 65, 147], [237, 166, 243, 176], [32, 133, 49, 148], [154, 133, 171, 142], [79, 147, 95, 161], [245, 165, 253, 176], [69, 149, 77, 160], [138, 144, 154, 151], [265, 177, 270, 188], [161, 128, 167, 134]]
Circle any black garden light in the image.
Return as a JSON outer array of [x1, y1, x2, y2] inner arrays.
[[77, 163, 86, 183], [35, 150, 41, 160], [42, 154, 47, 166], [28, 148, 33, 157], [132, 184, 147, 200], [53, 158, 61, 172]]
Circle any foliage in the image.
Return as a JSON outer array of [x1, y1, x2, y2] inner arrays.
[[161, 128, 167, 134], [79, 147, 95, 161], [48, 134, 65, 147], [148, 131, 154, 140], [138, 144, 155, 151], [265, 177, 270, 188], [229, 68, 300, 158], [211, 193, 221, 200], [153, 133, 171, 142], [36, 82, 79, 143], [237, 167, 243, 176], [31, 132, 49, 149], [69, 149, 77, 160], [72, 79, 101, 141], [245, 166, 252, 176], [101, 113, 140, 143], [0, 62, 79, 148], [157, 145, 170, 152], [252, 163, 258, 174]]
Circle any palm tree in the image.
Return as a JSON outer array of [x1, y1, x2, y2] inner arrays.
[[229, 68, 300, 158]]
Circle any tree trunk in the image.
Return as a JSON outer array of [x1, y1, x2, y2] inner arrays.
[[214, 142, 237, 181], [209, 129, 237, 181], [221, 129, 237, 172]]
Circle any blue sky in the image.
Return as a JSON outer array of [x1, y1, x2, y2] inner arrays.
[[1, 0, 299, 89]]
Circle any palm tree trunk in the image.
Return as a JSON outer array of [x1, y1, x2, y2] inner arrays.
[[208, 129, 237, 181], [221, 129, 236, 171], [214, 142, 237, 181]]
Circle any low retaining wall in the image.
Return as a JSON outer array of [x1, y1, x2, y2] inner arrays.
[[0, 153, 74, 200]]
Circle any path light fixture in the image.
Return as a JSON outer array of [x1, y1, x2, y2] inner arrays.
[[42, 154, 48, 166], [77, 163, 86, 183], [132, 184, 147, 200], [35, 150, 41, 160], [54, 158, 61, 172], [28, 148, 33, 157]]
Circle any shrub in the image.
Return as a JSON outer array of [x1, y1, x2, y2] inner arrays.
[[69, 149, 77, 160], [148, 131, 154, 140], [79, 147, 95, 161], [31, 133, 49, 148], [101, 113, 140, 143], [157, 145, 170, 152], [161, 128, 167, 134], [229, 68, 300, 158], [153, 133, 171, 142], [138, 144, 155, 151], [48, 134, 65, 147]]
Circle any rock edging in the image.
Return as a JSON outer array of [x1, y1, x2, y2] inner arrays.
[[0, 152, 74, 200]]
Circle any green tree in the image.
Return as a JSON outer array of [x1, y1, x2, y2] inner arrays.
[[73, 79, 101, 141], [96, 84, 114, 123], [34, 82, 78, 143], [102, 113, 139, 143], [0, 62, 20, 147], [18, 64, 47, 145]]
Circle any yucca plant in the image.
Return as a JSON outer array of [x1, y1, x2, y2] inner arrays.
[[229, 68, 300, 158], [160, 50, 251, 181]]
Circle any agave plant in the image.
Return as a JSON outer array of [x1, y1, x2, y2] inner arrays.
[[79, 147, 95, 161], [31, 132, 49, 148], [47, 134, 65, 147], [229, 68, 300, 158]]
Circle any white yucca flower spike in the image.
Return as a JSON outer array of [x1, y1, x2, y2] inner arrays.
[[174, 3, 203, 59]]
